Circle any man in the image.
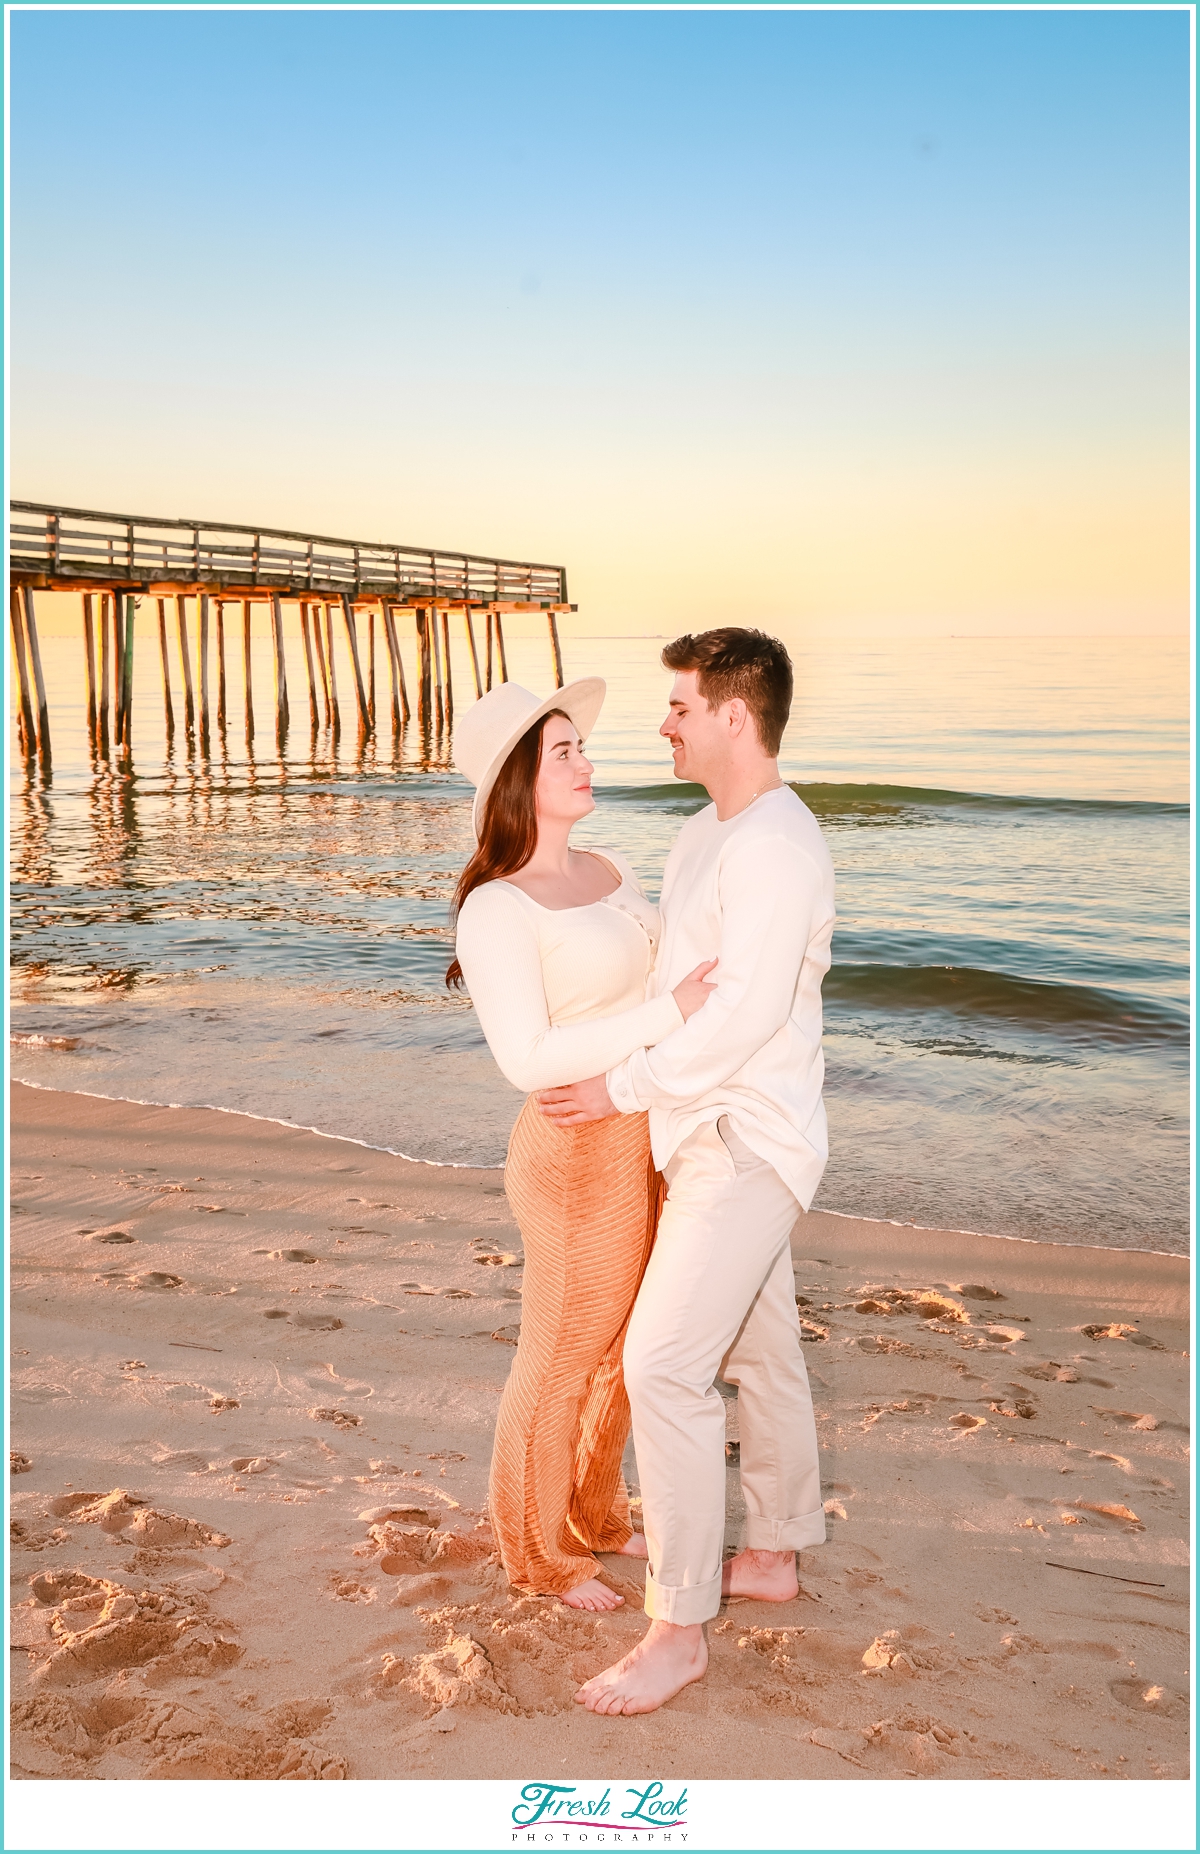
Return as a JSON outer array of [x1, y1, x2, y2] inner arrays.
[[537, 627, 836, 1715]]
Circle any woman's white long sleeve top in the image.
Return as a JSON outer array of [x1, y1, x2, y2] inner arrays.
[[453, 849, 684, 1095]]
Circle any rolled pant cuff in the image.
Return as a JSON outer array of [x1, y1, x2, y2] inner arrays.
[[744, 1507, 827, 1553], [643, 1567, 723, 1626]]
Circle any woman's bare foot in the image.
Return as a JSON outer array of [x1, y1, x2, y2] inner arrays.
[[575, 1620, 707, 1714], [618, 1531, 649, 1558], [559, 1576, 624, 1612], [721, 1547, 799, 1602]]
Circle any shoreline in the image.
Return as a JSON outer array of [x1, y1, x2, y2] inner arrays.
[[11, 1080, 1187, 1262]]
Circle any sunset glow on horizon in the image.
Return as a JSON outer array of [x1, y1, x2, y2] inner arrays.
[[10, 7, 1192, 639]]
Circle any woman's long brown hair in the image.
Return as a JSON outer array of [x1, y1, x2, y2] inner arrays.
[[446, 709, 568, 990]]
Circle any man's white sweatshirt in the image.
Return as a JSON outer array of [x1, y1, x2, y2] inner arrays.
[[606, 784, 836, 1209]]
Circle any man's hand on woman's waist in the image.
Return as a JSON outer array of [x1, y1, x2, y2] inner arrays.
[[537, 1075, 616, 1125]]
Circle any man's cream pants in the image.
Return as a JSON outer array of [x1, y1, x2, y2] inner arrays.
[[623, 1117, 825, 1625]]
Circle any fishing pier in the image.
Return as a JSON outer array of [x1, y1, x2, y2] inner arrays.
[[8, 500, 575, 765]]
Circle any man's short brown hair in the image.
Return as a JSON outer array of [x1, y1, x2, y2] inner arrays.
[[661, 627, 793, 756]]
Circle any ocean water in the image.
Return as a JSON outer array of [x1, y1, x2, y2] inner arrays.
[[8, 620, 1191, 1254]]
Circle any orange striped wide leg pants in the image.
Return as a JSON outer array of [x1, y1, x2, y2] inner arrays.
[[488, 1097, 663, 1597]]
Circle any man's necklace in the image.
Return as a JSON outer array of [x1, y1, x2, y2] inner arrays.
[[732, 776, 785, 817]]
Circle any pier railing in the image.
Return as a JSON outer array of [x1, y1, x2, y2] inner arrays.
[[8, 501, 569, 608]]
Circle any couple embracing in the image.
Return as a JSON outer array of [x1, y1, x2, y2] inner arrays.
[[449, 627, 835, 1716]]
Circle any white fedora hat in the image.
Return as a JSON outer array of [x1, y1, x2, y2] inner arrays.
[[454, 678, 606, 837]]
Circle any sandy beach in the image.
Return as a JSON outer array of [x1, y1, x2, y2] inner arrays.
[[8, 1080, 1190, 1782]]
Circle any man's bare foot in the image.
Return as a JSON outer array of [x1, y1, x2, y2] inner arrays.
[[721, 1547, 799, 1602], [618, 1531, 649, 1558], [574, 1621, 707, 1715], [559, 1577, 624, 1612]]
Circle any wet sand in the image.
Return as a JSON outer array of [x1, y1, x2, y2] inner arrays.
[[8, 1082, 1190, 1781]]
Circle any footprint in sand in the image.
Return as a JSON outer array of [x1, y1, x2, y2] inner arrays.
[[956, 1284, 1006, 1301], [1091, 1407, 1161, 1431], [1070, 1500, 1142, 1527], [855, 1287, 969, 1324], [329, 1575, 376, 1603], [474, 1252, 522, 1269], [265, 1250, 318, 1265], [152, 1449, 212, 1474], [309, 1407, 362, 1429], [861, 1631, 921, 1675], [263, 1310, 343, 1331], [135, 1273, 184, 1291], [855, 1336, 925, 1357], [1110, 1679, 1188, 1718], [24, 1570, 242, 1691], [390, 1572, 456, 1606], [1022, 1361, 1079, 1382], [948, 1412, 987, 1433], [13, 1689, 341, 1778], [209, 1396, 240, 1413], [47, 1488, 231, 1547], [11, 1452, 33, 1474], [359, 1504, 434, 1525], [228, 1457, 274, 1476], [1081, 1322, 1164, 1349], [87, 1230, 137, 1245]]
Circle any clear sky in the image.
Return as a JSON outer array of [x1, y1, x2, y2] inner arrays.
[[9, 6, 1192, 636]]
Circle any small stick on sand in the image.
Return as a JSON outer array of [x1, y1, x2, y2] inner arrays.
[[1045, 1561, 1165, 1588]]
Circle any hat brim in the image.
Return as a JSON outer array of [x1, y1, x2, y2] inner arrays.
[[471, 677, 606, 837]]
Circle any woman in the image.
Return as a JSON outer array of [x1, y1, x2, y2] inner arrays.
[[449, 679, 715, 1612]]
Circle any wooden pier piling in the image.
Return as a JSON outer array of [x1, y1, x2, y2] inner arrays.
[[312, 604, 332, 727], [99, 594, 113, 743], [340, 595, 370, 733], [120, 595, 135, 747], [175, 595, 195, 734], [10, 587, 37, 757], [242, 601, 254, 742], [368, 610, 377, 729], [416, 609, 433, 725], [431, 606, 444, 728], [485, 612, 494, 692], [380, 605, 401, 730], [112, 592, 125, 745], [494, 612, 509, 683], [465, 611, 483, 698], [270, 594, 289, 733], [216, 601, 228, 727], [324, 606, 341, 730], [198, 595, 211, 743], [440, 611, 453, 721], [299, 602, 320, 729], [156, 599, 174, 735], [83, 594, 98, 732], [548, 612, 565, 689]]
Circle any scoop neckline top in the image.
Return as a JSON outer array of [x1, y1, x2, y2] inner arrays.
[[493, 851, 632, 915]]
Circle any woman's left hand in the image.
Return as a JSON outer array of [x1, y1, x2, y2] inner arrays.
[[673, 958, 719, 1020]]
